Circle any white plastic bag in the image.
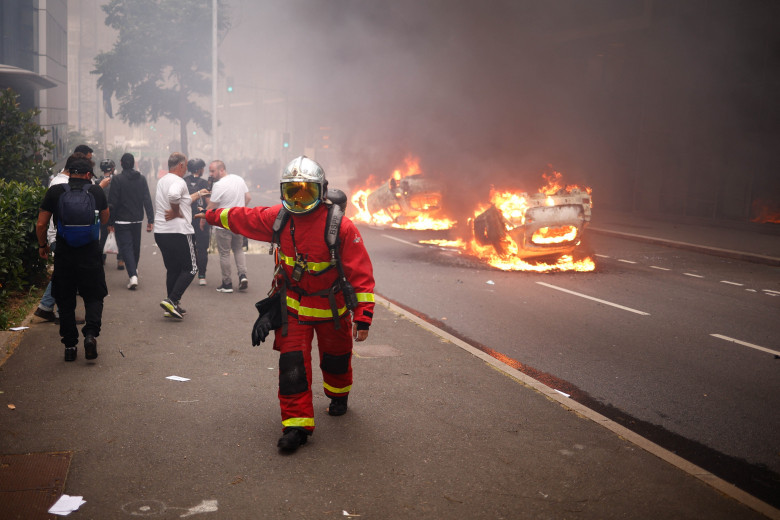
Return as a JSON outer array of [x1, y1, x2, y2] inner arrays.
[[103, 231, 118, 254]]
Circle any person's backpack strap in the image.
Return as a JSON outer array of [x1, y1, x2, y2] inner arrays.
[[271, 206, 290, 247], [324, 203, 358, 313], [324, 203, 343, 265]]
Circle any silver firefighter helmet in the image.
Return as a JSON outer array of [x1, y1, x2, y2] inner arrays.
[[280, 156, 328, 214]]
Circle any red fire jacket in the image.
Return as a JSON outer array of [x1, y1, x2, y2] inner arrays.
[[205, 203, 375, 327]]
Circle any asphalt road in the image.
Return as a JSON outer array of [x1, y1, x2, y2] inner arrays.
[[362, 226, 780, 501]]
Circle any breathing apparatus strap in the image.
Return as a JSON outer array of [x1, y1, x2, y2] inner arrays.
[[327, 204, 359, 313], [270, 208, 290, 335]]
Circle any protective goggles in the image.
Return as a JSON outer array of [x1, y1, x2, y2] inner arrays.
[[281, 182, 321, 213]]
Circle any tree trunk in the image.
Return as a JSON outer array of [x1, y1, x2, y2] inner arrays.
[[179, 90, 189, 156], [180, 119, 189, 157]]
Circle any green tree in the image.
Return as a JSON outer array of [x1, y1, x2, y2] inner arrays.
[[0, 88, 55, 184], [92, 0, 230, 156]]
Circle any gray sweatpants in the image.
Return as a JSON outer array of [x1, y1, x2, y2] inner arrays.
[[215, 227, 247, 286]]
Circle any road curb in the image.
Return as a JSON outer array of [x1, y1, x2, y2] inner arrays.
[[0, 308, 37, 369], [589, 227, 780, 266], [375, 295, 780, 520]]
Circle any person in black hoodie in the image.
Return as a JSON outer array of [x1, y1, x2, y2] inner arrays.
[[108, 153, 154, 290], [184, 158, 211, 285]]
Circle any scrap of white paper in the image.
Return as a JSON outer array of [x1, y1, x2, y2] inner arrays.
[[486, 280, 495, 285], [166, 375, 190, 382], [48, 494, 86, 515], [9, 326, 29, 331]]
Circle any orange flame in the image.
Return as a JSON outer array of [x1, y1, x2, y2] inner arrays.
[[750, 198, 780, 224], [532, 225, 579, 244], [463, 172, 595, 272], [350, 156, 455, 230]]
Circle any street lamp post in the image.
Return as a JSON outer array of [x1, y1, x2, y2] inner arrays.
[[212, 0, 218, 160]]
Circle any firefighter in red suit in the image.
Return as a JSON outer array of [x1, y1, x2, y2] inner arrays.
[[202, 156, 375, 452]]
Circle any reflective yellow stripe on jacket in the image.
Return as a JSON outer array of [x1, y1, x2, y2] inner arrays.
[[219, 207, 231, 231], [286, 295, 347, 319], [278, 251, 331, 272], [356, 293, 374, 303]]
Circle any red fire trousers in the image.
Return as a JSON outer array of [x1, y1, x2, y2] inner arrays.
[[273, 314, 354, 433]]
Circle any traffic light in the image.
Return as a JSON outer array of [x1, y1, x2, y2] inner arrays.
[[226, 76, 234, 93], [282, 132, 290, 149]]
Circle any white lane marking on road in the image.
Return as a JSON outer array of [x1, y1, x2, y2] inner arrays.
[[710, 334, 780, 357], [683, 273, 704, 278], [720, 280, 744, 286], [595, 254, 610, 258], [618, 259, 637, 264], [764, 289, 780, 296], [650, 265, 670, 271], [382, 234, 423, 248], [536, 282, 650, 316]]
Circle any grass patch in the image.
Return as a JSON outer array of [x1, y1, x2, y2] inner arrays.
[[0, 284, 45, 330]]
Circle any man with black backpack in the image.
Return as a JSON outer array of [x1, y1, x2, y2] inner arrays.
[[201, 156, 375, 453], [36, 155, 110, 362]]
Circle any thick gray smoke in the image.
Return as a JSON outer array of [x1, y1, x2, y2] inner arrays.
[[222, 0, 780, 221]]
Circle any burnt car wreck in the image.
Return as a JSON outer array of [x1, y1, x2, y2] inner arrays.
[[472, 188, 592, 259], [364, 174, 445, 226]]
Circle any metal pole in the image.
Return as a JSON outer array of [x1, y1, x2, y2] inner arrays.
[[211, 0, 218, 160]]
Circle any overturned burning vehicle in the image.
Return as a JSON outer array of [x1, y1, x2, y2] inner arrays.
[[365, 174, 444, 225], [471, 187, 592, 260], [352, 168, 455, 230]]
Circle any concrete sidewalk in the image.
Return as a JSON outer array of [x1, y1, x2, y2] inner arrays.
[[1, 216, 778, 519], [590, 209, 780, 266]]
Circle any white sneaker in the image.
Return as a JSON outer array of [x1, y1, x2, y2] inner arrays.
[[128, 275, 138, 290], [198, 277, 207, 286]]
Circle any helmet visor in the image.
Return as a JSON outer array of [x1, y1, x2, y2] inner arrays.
[[282, 182, 321, 213]]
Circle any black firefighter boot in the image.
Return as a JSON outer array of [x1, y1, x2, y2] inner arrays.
[[277, 427, 309, 452], [327, 395, 348, 416]]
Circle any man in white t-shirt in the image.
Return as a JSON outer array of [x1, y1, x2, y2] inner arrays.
[[154, 152, 209, 318], [207, 160, 251, 293]]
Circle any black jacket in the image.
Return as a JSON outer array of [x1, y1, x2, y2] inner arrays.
[[108, 168, 154, 225], [184, 173, 210, 215]]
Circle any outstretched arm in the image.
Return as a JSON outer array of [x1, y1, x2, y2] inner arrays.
[[203, 206, 276, 243]]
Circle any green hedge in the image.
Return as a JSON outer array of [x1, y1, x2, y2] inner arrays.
[[0, 179, 48, 309]]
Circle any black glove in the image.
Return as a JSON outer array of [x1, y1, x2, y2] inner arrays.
[[252, 314, 274, 346], [252, 293, 282, 346]]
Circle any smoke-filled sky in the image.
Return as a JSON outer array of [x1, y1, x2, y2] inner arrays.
[[218, 0, 780, 219]]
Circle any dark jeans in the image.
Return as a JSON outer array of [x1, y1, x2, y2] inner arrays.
[[192, 220, 210, 277], [115, 222, 143, 277], [154, 233, 197, 303], [52, 243, 107, 348]]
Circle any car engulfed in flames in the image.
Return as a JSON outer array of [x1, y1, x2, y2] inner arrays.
[[472, 187, 592, 260], [351, 157, 455, 230], [351, 158, 595, 272], [363, 174, 451, 229], [421, 172, 595, 272]]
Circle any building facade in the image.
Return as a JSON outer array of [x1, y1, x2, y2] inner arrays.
[[0, 0, 68, 162]]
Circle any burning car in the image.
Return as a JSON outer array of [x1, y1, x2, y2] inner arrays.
[[472, 187, 592, 260], [351, 157, 455, 230], [365, 174, 445, 225]]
